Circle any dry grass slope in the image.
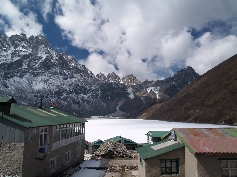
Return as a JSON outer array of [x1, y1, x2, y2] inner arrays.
[[139, 54, 237, 125]]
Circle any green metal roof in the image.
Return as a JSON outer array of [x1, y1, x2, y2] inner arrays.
[[104, 136, 138, 145], [2, 104, 87, 128], [137, 139, 184, 160], [223, 128, 237, 138], [146, 131, 170, 139], [0, 97, 17, 103], [92, 139, 104, 146]]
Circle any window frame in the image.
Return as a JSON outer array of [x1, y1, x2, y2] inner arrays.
[[52, 123, 83, 150], [159, 158, 179, 175], [219, 158, 237, 177], [39, 127, 48, 146], [50, 157, 57, 174], [65, 150, 71, 164], [39, 126, 49, 153]]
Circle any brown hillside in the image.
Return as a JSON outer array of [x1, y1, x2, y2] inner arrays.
[[139, 54, 237, 125]]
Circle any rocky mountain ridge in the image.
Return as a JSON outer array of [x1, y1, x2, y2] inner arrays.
[[0, 33, 200, 118], [96, 72, 141, 86]]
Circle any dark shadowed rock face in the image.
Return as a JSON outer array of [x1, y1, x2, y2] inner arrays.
[[139, 54, 237, 125], [107, 72, 121, 83], [119, 66, 200, 118], [0, 33, 200, 118]]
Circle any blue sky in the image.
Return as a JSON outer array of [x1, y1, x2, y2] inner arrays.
[[1, 0, 237, 81]]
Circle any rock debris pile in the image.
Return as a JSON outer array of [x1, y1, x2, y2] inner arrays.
[[92, 140, 136, 159], [108, 165, 138, 172]]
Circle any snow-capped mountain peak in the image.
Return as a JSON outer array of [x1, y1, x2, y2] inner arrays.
[[0, 33, 200, 118]]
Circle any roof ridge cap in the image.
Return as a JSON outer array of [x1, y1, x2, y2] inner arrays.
[[151, 140, 178, 150]]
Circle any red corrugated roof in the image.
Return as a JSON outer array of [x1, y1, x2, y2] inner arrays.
[[174, 128, 237, 154], [184, 138, 237, 154]]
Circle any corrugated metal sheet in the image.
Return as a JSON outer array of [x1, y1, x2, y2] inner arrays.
[[146, 131, 170, 139], [0, 97, 17, 103], [223, 128, 237, 138], [2, 105, 87, 128], [137, 139, 184, 159], [104, 136, 137, 145], [174, 128, 237, 154]]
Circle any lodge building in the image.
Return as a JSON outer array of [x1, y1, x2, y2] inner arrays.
[[0, 97, 87, 177]]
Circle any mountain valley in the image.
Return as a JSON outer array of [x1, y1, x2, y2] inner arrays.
[[0, 33, 200, 118]]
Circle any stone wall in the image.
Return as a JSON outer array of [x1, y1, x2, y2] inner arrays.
[[0, 143, 24, 176]]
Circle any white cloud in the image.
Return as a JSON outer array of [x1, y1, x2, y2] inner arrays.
[[41, 0, 53, 21], [0, 0, 235, 80], [186, 33, 237, 74], [53, 0, 237, 80], [0, 0, 43, 37], [0, 0, 234, 80], [159, 30, 194, 68], [79, 53, 117, 76]]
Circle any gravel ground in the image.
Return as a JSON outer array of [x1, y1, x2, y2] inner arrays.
[[0, 143, 24, 176]]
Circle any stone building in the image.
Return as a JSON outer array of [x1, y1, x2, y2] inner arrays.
[[137, 128, 237, 177], [137, 139, 185, 177], [104, 136, 138, 150], [146, 131, 170, 144], [0, 97, 87, 177]]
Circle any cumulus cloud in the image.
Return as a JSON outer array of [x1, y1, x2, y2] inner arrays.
[[79, 53, 116, 76], [0, 0, 43, 36], [186, 33, 237, 74], [53, 0, 237, 80], [2, 0, 237, 81], [159, 30, 194, 68]]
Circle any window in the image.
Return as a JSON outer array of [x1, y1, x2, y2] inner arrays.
[[78, 140, 81, 146], [75, 127, 79, 136], [66, 151, 71, 164], [82, 123, 85, 134], [77, 146, 81, 158], [64, 129, 68, 139], [52, 124, 82, 150], [50, 157, 57, 173], [53, 128, 59, 143], [221, 159, 237, 177], [69, 128, 73, 138], [39, 127, 48, 146], [160, 159, 179, 175], [39, 127, 48, 153]]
